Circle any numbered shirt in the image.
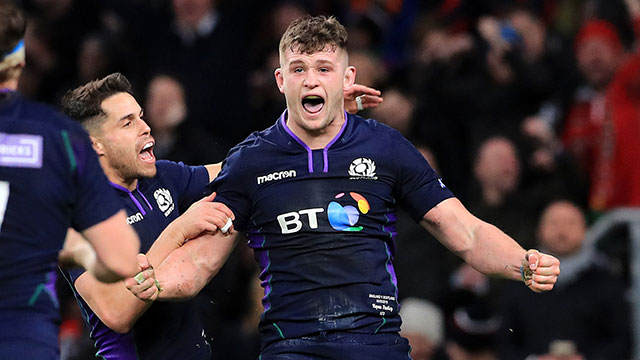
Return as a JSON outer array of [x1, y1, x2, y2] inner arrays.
[[60, 160, 210, 360], [0, 92, 123, 355], [209, 111, 454, 346]]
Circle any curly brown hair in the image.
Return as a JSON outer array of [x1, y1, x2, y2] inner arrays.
[[279, 15, 348, 56]]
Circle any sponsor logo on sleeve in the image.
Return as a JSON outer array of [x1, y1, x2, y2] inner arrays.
[[0, 133, 43, 168]]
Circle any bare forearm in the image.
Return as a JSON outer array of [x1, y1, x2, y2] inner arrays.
[[459, 221, 526, 280], [156, 232, 238, 300], [76, 274, 152, 333], [145, 224, 186, 268]]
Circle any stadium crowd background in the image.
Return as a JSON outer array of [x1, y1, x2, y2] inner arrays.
[[13, 0, 640, 358]]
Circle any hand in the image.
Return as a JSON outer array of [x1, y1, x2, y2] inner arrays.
[[523, 249, 560, 293], [344, 84, 383, 114], [58, 228, 95, 269], [124, 254, 159, 302], [175, 192, 236, 240]]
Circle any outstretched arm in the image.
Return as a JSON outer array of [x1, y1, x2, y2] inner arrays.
[[70, 193, 234, 333], [421, 197, 559, 292]]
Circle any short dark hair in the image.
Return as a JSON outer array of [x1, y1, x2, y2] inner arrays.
[[61, 73, 133, 133], [0, 0, 27, 82], [279, 15, 348, 56]]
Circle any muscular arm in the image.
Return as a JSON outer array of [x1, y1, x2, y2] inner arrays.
[[81, 210, 140, 282], [155, 231, 239, 300], [421, 197, 528, 281], [73, 195, 233, 333], [73, 221, 196, 333]]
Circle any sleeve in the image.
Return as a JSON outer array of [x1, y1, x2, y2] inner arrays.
[[392, 131, 454, 222], [67, 124, 124, 232], [156, 160, 209, 213], [205, 148, 253, 231]]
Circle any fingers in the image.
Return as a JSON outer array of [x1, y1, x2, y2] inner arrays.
[[137, 253, 151, 271], [524, 250, 560, 293], [124, 268, 158, 302], [347, 84, 381, 97], [358, 94, 383, 109]]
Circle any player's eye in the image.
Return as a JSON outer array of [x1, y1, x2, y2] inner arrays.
[[319, 67, 329, 73], [294, 67, 304, 73], [123, 121, 132, 128]]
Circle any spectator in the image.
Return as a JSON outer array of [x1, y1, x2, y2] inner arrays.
[[469, 136, 537, 249], [498, 200, 631, 359], [399, 298, 445, 360], [145, 74, 227, 164]]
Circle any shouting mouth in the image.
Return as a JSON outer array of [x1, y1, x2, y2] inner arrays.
[[139, 141, 155, 163], [302, 95, 325, 114]]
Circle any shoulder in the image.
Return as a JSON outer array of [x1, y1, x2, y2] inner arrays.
[[347, 114, 405, 141]]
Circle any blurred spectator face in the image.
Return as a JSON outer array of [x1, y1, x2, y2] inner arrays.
[[576, 38, 621, 90], [509, 9, 545, 61], [474, 138, 520, 196], [575, 21, 623, 90], [172, 0, 213, 28], [77, 36, 109, 83], [369, 89, 413, 135], [538, 201, 586, 257], [146, 75, 187, 133], [273, 3, 306, 40]]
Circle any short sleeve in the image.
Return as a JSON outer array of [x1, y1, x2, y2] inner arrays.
[[155, 160, 209, 213], [393, 133, 454, 221], [205, 148, 252, 231], [67, 125, 124, 231]]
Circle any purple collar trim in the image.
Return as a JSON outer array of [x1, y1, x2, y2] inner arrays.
[[279, 109, 348, 173], [109, 181, 153, 215]]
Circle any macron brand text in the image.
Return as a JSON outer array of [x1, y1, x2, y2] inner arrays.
[[257, 170, 296, 184]]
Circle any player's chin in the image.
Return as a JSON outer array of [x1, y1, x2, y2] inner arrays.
[[138, 164, 157, 179]]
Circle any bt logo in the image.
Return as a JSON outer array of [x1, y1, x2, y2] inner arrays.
[[327, 192, 370, 231], [276, 192, 371, 234]]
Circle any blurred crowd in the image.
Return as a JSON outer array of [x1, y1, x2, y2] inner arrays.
[[15, 0, 636, 359]]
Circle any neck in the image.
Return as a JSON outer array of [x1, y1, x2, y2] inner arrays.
[[286, 110, 346, 150], [0, 78, 18, 91]]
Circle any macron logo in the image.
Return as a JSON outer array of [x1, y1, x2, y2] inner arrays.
[[257, 170, 297, 184]]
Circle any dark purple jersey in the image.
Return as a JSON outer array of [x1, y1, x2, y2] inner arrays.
[[61, 160, 211, 360], [209, 111, 454, 347], [0, 91, 124, 359]]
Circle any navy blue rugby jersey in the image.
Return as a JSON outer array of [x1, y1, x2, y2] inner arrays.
[[60, 160, 210, 360], [0, 91, 123, 357], [209, 111, 454, 346]]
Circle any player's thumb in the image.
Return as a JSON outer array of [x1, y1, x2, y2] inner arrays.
[[199, 192, 217, 203], [526, 249, 540, 270], [137, 253, 150, 270]]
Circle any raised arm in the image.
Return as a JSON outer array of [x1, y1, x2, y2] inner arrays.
[[421, 197, 559, 292], [70, 193, 234, 333]]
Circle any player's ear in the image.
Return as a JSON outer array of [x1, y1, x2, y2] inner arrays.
[[89, 135, 105, 156], [343, 65, 356, 90], [274, 68, 285, 94]]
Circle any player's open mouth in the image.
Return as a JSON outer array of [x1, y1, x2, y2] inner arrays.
[[139, 141, 155, 163], [302, 95, 324, 114]]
